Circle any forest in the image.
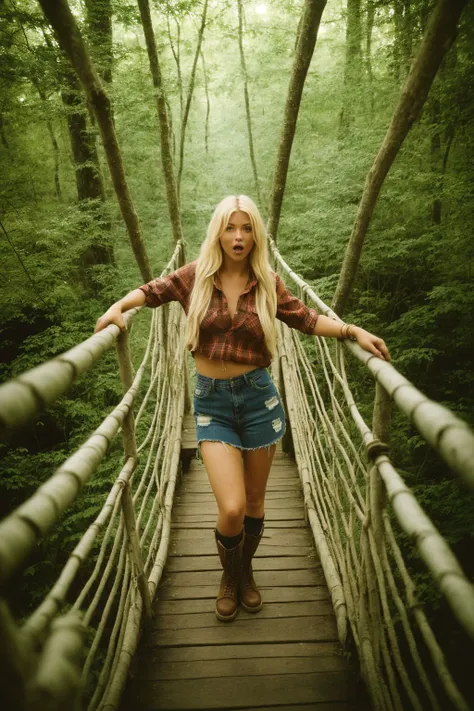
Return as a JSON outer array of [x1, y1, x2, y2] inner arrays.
[[1, 0, 473, 706]]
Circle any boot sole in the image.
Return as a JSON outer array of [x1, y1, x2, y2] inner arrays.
[[215, 608, 238, 622], [240, 601, 263, 612]]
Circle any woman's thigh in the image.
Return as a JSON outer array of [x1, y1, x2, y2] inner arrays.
[[200, 441, 246, 514], [243, 444, 276, 505]]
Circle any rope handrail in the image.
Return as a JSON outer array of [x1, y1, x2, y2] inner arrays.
[[0, 239, 185, 440], [271, 246, 473, 709], [269, 237, 474, 491], [0, 241, 188, 711]]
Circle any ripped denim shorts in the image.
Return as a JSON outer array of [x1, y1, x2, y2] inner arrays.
[[193, 367, 286, 453]]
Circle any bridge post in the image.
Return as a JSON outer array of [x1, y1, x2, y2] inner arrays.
[[116, 331, 153, 619], [357, 381, 393, 705]]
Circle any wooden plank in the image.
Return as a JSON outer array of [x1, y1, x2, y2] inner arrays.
[[130, 670, 357, 709], [135, 641, 341, 663], [144, 615, 338, 647], [136, 653, 351, 681], [169, 541, 314, 557], [179, 487, 301, 497], [170, 528, 314, 544], [160, 569, 325, 589], [150, 599, 331, 616], [150, 601, 335, 630], [172, 509, 305, 522], [157, 586, 329, 603], [179, 485, 301, 495], [185, 465, 298, 477], [171, 520, 308, 529], [165, 555, 318, 572], [174, 496, 304, 509]]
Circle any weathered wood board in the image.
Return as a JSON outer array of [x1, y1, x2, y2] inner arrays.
[[122, 449, 367, 711]]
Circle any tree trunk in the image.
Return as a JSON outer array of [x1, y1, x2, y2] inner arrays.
[[430, 98, 442, 224], [200, 48, 210, 155], [38, 0, 153, 282], [266, 0, 328, 243], [365, 0, 375, 118], [0, 113, 7, 149], [339, 0, 362, 137], [84, 0, 113, 83], [137, 0, 183, 246], [177, 0, 209, 200], [332, 0, 469, 317], [167, 14, 183, 123], [237, 0, 261, 204], [46, 116, 62, 201], [61, 72, 105, 203]]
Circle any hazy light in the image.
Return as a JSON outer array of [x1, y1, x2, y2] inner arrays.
[[255, 3, 267, 15], [19, 96, 25, 103]]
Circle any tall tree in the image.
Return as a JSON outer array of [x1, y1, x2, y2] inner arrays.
[[136, 0, 183, 247], [237, 0, 261, 204], [339, 0, 362, 136], [177, 0, 209, 200], [365, 0, 376, 118], [38, 0, 153, 282], [167, 13, 183, 124], [61, 72, 104, 203], [200, 47, 210, 155], [84, 0, 113, 84], [332, 0, 470, 316], [266, 0, 328, 242]]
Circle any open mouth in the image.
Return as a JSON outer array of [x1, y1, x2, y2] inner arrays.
[[233, 245, 244, 253]]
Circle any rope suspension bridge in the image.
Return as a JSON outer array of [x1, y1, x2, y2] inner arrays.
[[0, 243, 473, 711]]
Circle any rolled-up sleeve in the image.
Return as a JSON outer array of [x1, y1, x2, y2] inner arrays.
[[275, 273, 319, 334], [139, 261, 196, 310]]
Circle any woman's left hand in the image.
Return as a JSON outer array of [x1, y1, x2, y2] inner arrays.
[[353, 327, 391, 362]]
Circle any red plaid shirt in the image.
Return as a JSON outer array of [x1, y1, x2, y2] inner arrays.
[[139, 261, 319, 367]]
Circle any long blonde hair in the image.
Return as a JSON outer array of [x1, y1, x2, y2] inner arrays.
[[185, 195, 277, 358]]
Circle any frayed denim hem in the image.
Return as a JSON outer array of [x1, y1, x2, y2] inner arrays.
[[196, 429, 285, 461]]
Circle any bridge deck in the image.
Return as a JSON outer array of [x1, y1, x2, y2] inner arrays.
[[122, 415, 366, 710]]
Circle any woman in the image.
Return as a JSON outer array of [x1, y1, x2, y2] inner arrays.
[[95, 195, 390, 622]]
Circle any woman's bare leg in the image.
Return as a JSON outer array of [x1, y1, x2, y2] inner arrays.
[[242, 444, 276, 516], [200, 441, 246, 535]]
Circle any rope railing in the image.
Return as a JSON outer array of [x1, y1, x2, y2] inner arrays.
[[269, 238, 474, 492], [0, 241, 188, 711], [270, 240, 473, 710]]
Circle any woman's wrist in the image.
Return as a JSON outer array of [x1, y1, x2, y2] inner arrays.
[[337, 322, 359, 342]]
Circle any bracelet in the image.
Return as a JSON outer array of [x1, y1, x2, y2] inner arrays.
[[337, 322, 358, 342], [346, 324, 358, 342]]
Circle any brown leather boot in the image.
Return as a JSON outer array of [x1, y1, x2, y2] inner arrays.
[[240, 528, 264, 612], [214, 530, 244, 622]]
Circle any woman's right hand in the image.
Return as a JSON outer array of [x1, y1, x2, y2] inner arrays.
[[94, 305, 125, 333]]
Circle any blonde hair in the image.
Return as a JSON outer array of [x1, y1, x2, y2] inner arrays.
[[185, 195, 277, 358]]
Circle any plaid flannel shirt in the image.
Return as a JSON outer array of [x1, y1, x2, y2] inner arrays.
[[139, 261, 319, 367]]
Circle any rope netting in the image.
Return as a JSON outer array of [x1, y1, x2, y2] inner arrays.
[[0, 242, 188, 711], [270, 238, 474, 711]]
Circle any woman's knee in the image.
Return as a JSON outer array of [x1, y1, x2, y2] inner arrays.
[[219, 500, 246, 523]]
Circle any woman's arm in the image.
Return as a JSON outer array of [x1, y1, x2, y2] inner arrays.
[[313, 315, 390, 361], [94, 288, 146, 333]]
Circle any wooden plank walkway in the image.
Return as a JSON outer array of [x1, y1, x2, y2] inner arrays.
[[122, 414, 367, 711]]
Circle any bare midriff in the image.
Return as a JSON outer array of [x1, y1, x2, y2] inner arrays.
[[193, 353, 259, 379]]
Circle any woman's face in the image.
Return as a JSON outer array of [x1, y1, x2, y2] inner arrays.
[[219, 210, 254, 264]]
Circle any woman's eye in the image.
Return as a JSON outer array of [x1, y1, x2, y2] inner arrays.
[[226, 225, 233, 231], [244, 226, 252, 232]]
